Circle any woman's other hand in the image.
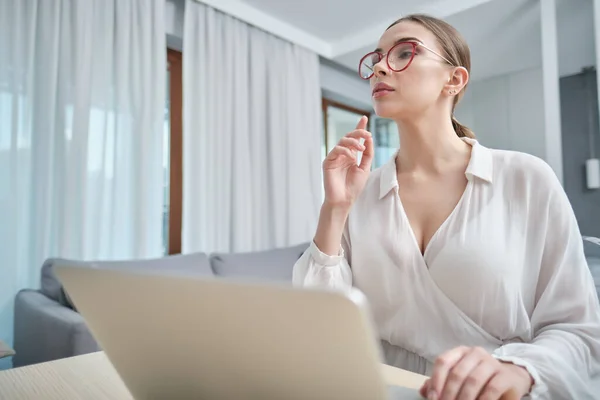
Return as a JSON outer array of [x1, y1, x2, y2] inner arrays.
[[419, 346, 533, 400]]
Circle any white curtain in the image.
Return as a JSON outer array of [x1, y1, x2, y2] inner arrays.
[[0, 0, 166, 365], [182, 0, 323, 254]]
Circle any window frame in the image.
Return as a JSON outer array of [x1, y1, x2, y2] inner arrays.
[[167, 49, 183, 255], [322, 97, 371, 155]]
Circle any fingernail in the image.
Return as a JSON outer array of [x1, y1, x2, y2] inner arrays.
[[427, 390, 438, 400]]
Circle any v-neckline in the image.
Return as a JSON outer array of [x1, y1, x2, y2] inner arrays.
[[396, 180, 473, 262]]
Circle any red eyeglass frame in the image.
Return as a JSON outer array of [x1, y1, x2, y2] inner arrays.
[[358, 41, 453, 80]]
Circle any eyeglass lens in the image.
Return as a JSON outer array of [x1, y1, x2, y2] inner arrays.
[[359, 42, 415, 79]]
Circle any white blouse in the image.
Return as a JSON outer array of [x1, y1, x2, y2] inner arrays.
[[292, 138, 600, 399]]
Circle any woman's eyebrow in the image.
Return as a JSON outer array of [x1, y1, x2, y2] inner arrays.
[[374, 36, 422, 53]]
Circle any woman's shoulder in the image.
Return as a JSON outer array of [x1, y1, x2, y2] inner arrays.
[[488, 147, 562, 196]]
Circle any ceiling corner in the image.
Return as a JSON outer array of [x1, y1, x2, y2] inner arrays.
[[329, 0, 495, 59], [195, 0, 334, 57]]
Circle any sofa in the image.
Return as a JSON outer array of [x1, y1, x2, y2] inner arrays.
[[12, 238, 600, 369], [12, 242, 309, 368]]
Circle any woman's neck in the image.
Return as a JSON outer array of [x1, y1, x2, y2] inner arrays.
[[394, 111, 470, 175]]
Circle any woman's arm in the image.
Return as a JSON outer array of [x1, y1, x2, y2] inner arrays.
[[313, 203, 350, 256], [292, 203, 353, 290], [293, 116, 373, 291], [423, 161, 600, 400], [491, 171, 600, 398]]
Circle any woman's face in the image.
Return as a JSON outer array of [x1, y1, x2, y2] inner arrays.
[[369, 21, 453, 120]]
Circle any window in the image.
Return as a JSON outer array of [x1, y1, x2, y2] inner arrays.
[[322, 98, 371, 159], [164, 49, 183, 255], [163, 84, 396, 254], [322, 97, 399, 170], [372, 117, 399, 168]]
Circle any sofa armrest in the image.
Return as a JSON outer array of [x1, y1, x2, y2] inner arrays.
[[12, 289, 99, 367]]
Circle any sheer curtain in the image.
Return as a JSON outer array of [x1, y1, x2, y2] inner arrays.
[[182, 0, 322, 254], [0, 0, 166, 366]]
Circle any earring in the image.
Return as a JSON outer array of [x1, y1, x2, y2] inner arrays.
[[449, 90, 456, 95]]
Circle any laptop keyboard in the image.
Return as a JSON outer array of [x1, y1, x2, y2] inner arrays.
[[387, 385, 424, 400]]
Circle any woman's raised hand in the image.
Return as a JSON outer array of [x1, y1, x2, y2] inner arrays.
[[322, 116, 374, 209]]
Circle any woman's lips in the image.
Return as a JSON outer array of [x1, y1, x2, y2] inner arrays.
[[372, 82, 395, 98], [372, 89, 394, 98]]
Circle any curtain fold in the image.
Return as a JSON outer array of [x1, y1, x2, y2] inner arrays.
[[182, 0, 322, 254], [0, 0, 166, 367]]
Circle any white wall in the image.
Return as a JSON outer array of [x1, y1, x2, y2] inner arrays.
[[165, 0, 184, 50], [455, 67, 546, 159], [557, 0, 595, 78], [319, 61, 372, 108], [452, 0, 593, 82], [454, 0, 592, 161], [166, 0, 184, 39]]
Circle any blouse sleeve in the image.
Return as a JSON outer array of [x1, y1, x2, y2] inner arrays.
[[292, 222, 353, 292], [492, 168, 600, 399]]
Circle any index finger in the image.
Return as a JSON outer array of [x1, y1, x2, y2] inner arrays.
[[355, 115, 368, 131]]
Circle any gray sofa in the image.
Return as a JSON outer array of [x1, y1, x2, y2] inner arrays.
[[12, 242, 309, 368], [12, 238, 600, 369]]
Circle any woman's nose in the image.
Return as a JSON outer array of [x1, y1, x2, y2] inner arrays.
[[373, 59, 388, 77]]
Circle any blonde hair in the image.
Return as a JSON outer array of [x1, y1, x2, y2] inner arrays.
[[387, 14, 475, 139]]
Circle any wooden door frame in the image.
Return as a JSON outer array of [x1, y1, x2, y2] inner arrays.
[[167, 49, 183, 255], [322, 97, 371, 154]]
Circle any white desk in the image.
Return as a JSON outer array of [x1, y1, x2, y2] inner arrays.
[[0, 352, 428, 399]]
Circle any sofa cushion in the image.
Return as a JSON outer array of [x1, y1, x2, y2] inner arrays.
[[41, 259, 67, 303], [76, 252, 214, 277], [584, 237, 600, 299], [588, 257, 600, 298], [210, 242, 310, 282], [584, 237, 600, 258], [41, 252, 213, 309]]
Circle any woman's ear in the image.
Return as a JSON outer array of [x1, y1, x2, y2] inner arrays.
[[444, 66, 469, 96]]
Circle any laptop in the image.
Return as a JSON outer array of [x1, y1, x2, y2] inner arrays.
[[54, 264, 423, 400]]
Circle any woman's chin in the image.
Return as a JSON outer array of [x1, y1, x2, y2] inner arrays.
[[373, 103, 402, 120]]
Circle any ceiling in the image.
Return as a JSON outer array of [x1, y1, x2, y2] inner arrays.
[[240, 0, 464, 42], [200, 0, 493, 58], [200, 0, 593, 82]]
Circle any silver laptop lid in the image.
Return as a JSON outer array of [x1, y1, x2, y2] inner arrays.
[[55, 265, 394, 400]]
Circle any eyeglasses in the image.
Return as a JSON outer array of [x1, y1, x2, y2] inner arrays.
[[358, 41, 455, 80]]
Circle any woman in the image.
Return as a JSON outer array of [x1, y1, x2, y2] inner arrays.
[[292, 14, 600, 400]]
